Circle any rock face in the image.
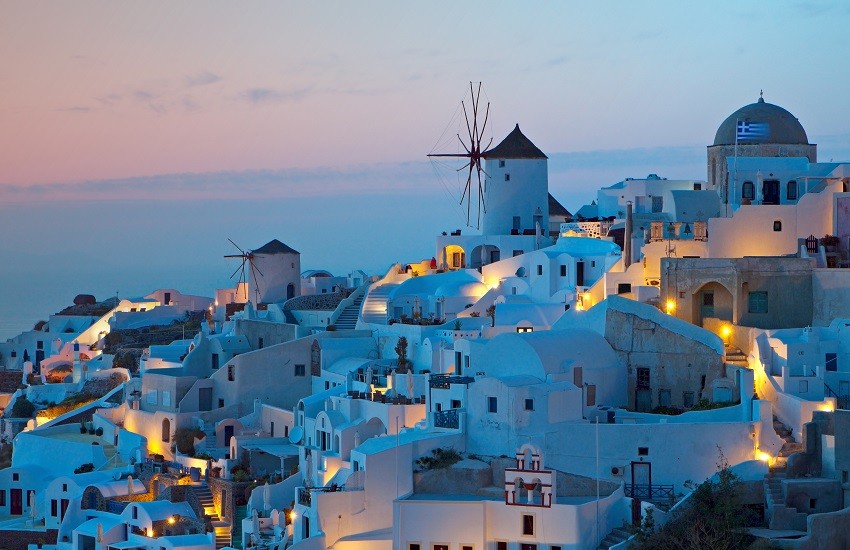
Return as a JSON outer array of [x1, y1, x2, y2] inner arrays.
[[414, 459, 493, 495], [73, 294, 97, 306]]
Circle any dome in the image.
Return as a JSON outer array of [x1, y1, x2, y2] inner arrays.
[[713, 96, 808, 146]]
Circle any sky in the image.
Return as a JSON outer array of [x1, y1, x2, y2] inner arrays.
[[2, 1, 850, 338]]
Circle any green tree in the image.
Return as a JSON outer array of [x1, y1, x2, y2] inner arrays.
[[395, 336, 408, 369], [633, 450, 757, 550]]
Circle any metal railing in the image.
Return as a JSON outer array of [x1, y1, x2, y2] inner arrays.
[[625, 483, 675, 503], [433, 409, 460, 429]]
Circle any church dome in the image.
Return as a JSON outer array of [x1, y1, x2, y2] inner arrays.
[[713, 96, 809, 146]]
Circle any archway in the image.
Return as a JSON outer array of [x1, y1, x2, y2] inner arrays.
[[692, 281, 734, 326], [444, 245, 466, 270], [470, 244, 501, 269]]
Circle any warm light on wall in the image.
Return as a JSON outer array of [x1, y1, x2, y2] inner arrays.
[[665, 300, 676, 314], [147, 527, 154, 537], [820, 401, 835, 412], [167, 516, 176, 524], [756, 451, 771, 463], [289, 511, 297, 522]]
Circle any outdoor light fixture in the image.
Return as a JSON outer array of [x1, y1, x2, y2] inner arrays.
[[289, 510, 297, 522], [665, 300, 676, 314]]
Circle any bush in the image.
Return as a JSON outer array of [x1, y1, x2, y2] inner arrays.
[[415, 448, 462, 471], [173, 427, 205, 456], [74, 463, 95, 474], [11, 397, 36, 418]]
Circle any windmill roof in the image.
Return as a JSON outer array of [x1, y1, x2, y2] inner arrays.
[[483, 124, 548, 159], [253, 239, 299, 255], [548, 194, 571, 217]]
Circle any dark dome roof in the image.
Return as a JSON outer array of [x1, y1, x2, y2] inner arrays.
[[483, 124, 548, 159], [713, 96, 808, 146]]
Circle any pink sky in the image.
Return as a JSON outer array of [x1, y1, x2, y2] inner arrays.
[[3, 1, 850, 187]]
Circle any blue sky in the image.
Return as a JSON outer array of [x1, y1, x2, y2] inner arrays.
[[2, 1, 850, 338]]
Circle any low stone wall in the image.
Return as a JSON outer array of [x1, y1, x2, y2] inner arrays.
[[209, 477, 252, 523], [0, 529, 58, 550]]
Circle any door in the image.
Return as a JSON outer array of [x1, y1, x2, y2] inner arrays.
[[701, 291, 715, 320], [635, 367, 651, 412], [199, 388, 212, 411], [632, 461, 652, 491], [10, 488, 22, 515], [576, 261, 585, 287], [224, 425, 234, 447], [763, 180, 780, 204]]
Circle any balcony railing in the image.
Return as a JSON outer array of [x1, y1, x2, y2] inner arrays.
[[625, 483, 675, 504], [433, 409, 460, 429], [429, 374, 475, 389], [298, 485, 345, 507]]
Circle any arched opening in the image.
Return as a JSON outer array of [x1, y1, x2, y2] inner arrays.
[[287, 283, 296, 300], [470, 244, 501, 270], [692, 281, 734, 326], [161, 418, 171, 443], [444, 245, 466, 270]]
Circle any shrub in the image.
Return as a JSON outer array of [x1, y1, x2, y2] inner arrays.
[[173, 427, 205, 456], [415, 448, 462, 471], [11, 397, 36, 418], [74, 463, 95, 474]]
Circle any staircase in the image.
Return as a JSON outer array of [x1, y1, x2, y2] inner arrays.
[[764, 466, 807, 531], [97, 444, 126, 470], [360, 283, 399, 325], [774, 415, 804, 464], [204, 426, 216, 451], [724, 343, 747, 365], [334, 293, 365, 330], [597, 526, 633, 550], [195, 483, 230, 550]]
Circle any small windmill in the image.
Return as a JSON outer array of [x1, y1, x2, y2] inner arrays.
[[428, 82, 493, 228], [224, 239, 265, 304]]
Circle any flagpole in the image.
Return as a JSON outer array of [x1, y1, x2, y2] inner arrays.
[[731, 118, 739, 217]]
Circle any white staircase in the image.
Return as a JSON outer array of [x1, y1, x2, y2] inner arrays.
[[360, 283, 399, 325], [334, 293, 365, 330]]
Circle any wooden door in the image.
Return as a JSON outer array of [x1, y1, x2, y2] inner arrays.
[[10, 488, 22, 515]]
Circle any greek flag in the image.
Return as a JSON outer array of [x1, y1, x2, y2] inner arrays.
[[737, 120, 769, 141]]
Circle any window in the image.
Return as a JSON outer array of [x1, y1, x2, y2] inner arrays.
[[37, 340, 43, 350], [513, 249, 523, 257], [773, 220, 782, 231], [433, 545, 449, 550], [325, 381, 330, 390], [748, 291, 768, 314], [638, 447, 649, 456], [147, 390, 158, 405], [488, 396, 498, 413], [211, 353, 219, 370], [505, 173, 511, 182], [560, 265, 567, 277], [455, 351, 462, 372], [51, 499, 57, 516], [787, 180, 798, 200], [799, 380, 809, 393], [218, 398, 225, 408], [573, 367, 583, 387], [161, 390, 171, 407], [409, 545, 421, 550], [693, 183, 702, 190], [522, 514, 535, 535], [451, 399, 462, 409], [270, 422, 275, 437], [461, 546, 473, 550], [826, 353, 838, 372], [132, 506, 138, 519], [536, 265, 543, 276], [683, 391, 695, 408], [591, 261, 596, 268], [742, 181, 754, 200], [0, 490, 6, 506], [258, 337, 264, 349], [658, 389, 671, 407], [636, 368, 650, 389], [499, 160, 505, 168], [586, 384, 596, 406], [12, 473, 19, 481], [497, 543, 508, 550], [517, 327, 533, 333], [465, 356, 470, 373], [617, 283, 632, 294], [525, 398, 534, 411], [295, 364, 306, 376], [62, 484, 67, 492], [227, 365, 235, 381]]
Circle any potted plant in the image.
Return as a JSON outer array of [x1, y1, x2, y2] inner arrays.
[[821, 234, 840, 252]]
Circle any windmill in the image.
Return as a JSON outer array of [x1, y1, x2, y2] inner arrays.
[[224, 239, 265, 304], [428, 82, 493, 228]]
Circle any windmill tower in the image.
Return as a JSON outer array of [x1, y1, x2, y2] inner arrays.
[[481, 124, 549, 237], [225, 239, 301, 304]]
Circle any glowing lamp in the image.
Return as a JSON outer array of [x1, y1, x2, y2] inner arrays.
[[168, 516, 176, 524], [820, 402, 835, 412], [757, 451, 771, 463], [665, 300, 676, 314], [289, 510, 297, 522]]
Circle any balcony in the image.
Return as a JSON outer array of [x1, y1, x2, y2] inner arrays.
[[624, 483, 675, 505], [433, 409, 460, 429]]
